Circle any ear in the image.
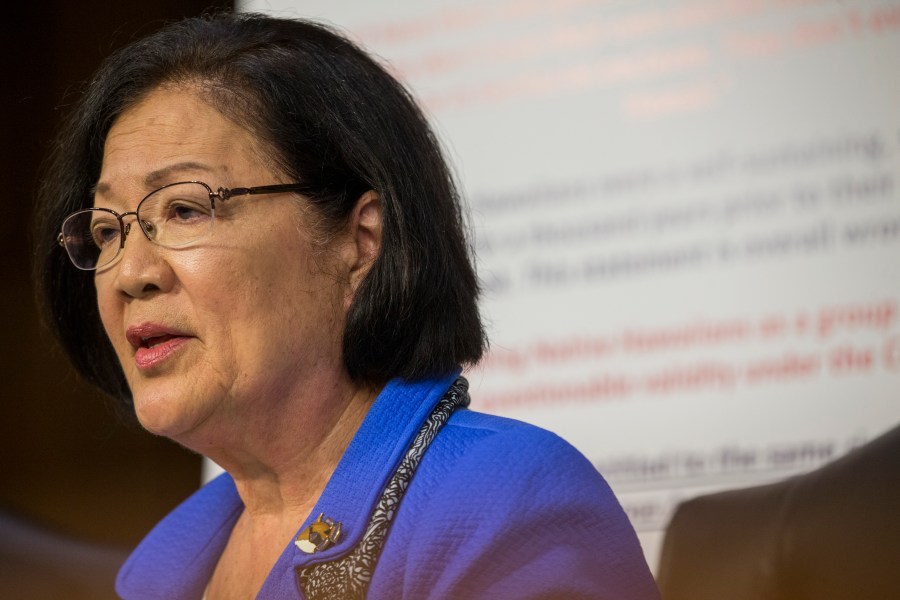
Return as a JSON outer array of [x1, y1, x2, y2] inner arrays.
[[342, 190, 382, 308]]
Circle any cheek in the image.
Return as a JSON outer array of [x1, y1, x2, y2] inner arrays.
[[94, 276, 126, 355], [181, 252, 278, 368], [235, 249, 346, 354]]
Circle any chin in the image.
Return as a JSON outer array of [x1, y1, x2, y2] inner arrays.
[[132, 387, 204, 440]]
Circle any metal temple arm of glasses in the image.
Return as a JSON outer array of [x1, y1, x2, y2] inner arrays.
[[218, 183, 311, 201]]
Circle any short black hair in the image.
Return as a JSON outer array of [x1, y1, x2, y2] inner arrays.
[[32, 12, 487, 405]]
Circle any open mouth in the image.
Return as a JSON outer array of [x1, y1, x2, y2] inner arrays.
[[126, 325, 192, 370], [132, 334, 190, 370], [127, 325, 187, 351], [141, 334, 176, 349]]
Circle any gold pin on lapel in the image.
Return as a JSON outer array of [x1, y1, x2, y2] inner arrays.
[[295, 513, 343, 554]]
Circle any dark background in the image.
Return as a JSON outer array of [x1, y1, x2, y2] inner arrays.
[[1, 0, 233, 549]]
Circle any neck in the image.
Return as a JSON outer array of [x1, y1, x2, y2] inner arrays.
[[190, 374, 380, 524]]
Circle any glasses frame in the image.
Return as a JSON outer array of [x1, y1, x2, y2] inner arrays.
[[58, 180, 311, 271]]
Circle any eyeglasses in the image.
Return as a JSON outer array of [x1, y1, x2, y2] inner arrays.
[[58, 180, 310, 271]]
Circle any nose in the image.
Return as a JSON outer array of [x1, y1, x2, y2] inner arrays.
[[105, 214, 175, 300]]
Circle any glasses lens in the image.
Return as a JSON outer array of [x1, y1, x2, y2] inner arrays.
[[61, 209, 121, 270], [138, 182, 214, 248]]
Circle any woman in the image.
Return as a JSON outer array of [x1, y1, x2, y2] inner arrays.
[[34, 13, 659, 600]]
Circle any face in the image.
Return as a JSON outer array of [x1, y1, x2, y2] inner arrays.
[[95, 86, 352, 444]]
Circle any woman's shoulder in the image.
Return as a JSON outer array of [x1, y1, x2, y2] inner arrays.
[[374, 407, 660, 599], [116, 473, 242, 599], [422, 407, 621, 511]]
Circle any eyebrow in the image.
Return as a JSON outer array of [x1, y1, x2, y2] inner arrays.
[[92, 161, 216, 198]]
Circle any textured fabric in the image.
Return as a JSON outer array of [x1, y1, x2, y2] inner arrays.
[[117, 373, 660, 600], [298, 378, 469, 599]]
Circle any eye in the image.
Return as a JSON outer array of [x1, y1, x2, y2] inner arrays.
[[138, 182, 214, 245], [154, 193, 212, 226], [169, 201, 209, 222], [90, 220, 120, 247]]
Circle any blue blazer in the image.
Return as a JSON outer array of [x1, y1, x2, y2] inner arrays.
[[117, 373, 659, 599]]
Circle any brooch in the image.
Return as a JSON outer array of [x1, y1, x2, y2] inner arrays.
[[295, 513, 343, 554]]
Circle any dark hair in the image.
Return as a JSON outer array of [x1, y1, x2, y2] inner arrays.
[[33, 12, 486, 405]]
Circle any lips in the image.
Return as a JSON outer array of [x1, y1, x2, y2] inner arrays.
[[126, 323, 193, 370]]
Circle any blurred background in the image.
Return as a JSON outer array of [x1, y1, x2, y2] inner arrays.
[[1, 1, 231, 590], [3, 0, 899, 595]]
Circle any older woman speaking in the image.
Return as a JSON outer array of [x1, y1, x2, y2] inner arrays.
[[34, 13, 658, 600]]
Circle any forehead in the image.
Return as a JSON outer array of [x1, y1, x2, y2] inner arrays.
[[96, 86, 272, 202]]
